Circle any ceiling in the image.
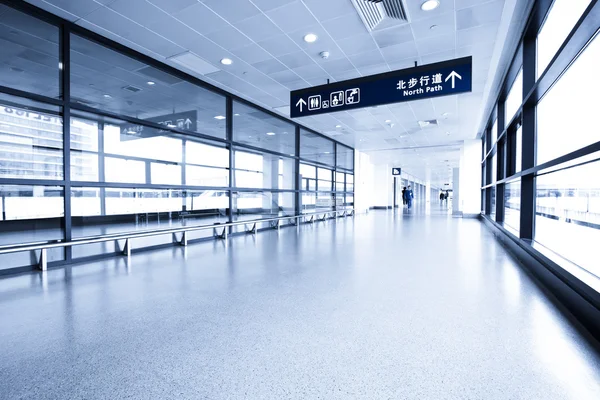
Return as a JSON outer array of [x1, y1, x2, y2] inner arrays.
[[21, 0, 527, 187]]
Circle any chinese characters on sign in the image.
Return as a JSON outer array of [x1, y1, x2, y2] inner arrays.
[[290, 57, 472, 118], [396, 73, 445, 95]]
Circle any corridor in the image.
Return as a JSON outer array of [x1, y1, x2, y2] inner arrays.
[[1, 211, 599, 399]]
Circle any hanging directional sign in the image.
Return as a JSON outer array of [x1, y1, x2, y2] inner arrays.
[[120, 110, 197, 141], [290, 57, 472, 118], [392, 168, 402, 176]]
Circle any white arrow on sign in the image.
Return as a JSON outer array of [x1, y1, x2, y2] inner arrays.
[[184, 118, 192, 129], [445, 71, 462, 89], [296, 98, 307, 112]]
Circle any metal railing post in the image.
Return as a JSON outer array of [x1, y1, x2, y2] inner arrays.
[[39, 248, 47, 271], [123, 238, 131, 257]]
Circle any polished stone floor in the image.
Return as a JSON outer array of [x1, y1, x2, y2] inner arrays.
[[1, 207, 600, 399]]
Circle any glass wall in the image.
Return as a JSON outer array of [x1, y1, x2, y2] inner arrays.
[[482, 0, 599, 290], [0, 1, 354, 270]]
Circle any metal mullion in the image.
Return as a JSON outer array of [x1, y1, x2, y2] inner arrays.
[[294, 125, 301, 216], [0, 85, 63, 108], [226, 97, 233, 228], [60, 23, 72, 262], [520, 30, 537, 240], [0, 178, 66, 186], [98, 121, 106, 216]]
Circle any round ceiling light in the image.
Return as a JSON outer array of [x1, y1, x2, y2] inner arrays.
[[220, 58, 233, 65], [147, 81, 155, 85], [303, 33, 318, 43], [266, 132, 276, 136], [421, 0, 440, 11]]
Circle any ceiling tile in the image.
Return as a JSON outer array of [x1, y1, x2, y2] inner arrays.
[[108, 0, 166, 27], [277, 51, 315, 69], [205, 26, 253, 51], [265, 1, 318, 33], [348, 50, 386, 68], [456, 24, 499, 47], [252, 58, 288, 74], [337, 34, 378, 56], [256, 34, 302, 56], [251, 0, 296, 12], [372, 24, 414, 48], [148, 0, 197, 14], [380, 41, 419, 62], [322, 12, 368, 41], [202, 0, 261, 23], [270, 69, 303, 84], [420, 49, 457, 65], [410, 11, 456, 41], [358, 64, 390, 76], [302, 0, 356, 22], [24, 0, 83, 21], [173, 3, 229, 35], [30, 0, 103, 17], [231, 43, 273, 64], [416, 33, 456, 56], [457, 1, 505, 30], [292, 64, 328, 80], [235, 13, 283, 42], [320, 57, 356, 75]]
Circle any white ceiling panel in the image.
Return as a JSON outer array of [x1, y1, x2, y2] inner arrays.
[[411, 11, 456, 41], [337, 34, 378, 56], [277, 51, 316, 69], [173, 3, 229, 35], [202, 0, 261, 23], [251, 0, 296, 13], [372, 24, 414, 48], [231, 43, 272, 65], [205, 26, 253, 51], [456, 0, 505, 31], [256, 34, 302, 56], [147, 0, 197, 15], [265, 1, 318, 33], [235, 13, 283, 42], [321, 12, 368, 41], [348, 50, 386, 68], [415, 33, 456, 56]]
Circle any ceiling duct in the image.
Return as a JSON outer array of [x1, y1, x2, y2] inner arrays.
[[351, 0, 410, 32]]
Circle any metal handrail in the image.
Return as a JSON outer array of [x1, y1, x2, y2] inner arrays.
[[0, 209, 354, 271]]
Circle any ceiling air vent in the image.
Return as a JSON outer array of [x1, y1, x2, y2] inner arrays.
[[122, 85, 142, 93], [351, 0, 410, 32]]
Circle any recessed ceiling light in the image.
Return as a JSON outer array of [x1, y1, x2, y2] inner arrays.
[[385, 119, 392, 123], [234, 113, 240, 116], [335, 125, 342, 128], [214, 115, 226, 120], [147, 81, 155, 85], [304, 33, 318, 43], [421, 0, 440, 11], [103, 94, 112, 98], [266, 132, 276, 136], [324, 151, 331, 154], [220, 58, 233, 65], [126, 130, 137, 134]]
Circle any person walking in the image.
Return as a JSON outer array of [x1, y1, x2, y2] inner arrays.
[[439, 190, 445, 203], [407, 185, 414, 209], [402, 186, 407, 206]]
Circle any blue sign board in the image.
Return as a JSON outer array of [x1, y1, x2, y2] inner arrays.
[[290, 57, 472, 118], [392, 168, 402, 176]]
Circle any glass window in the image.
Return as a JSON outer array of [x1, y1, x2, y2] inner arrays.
[[300, 128, 334, 166], [318, 167, 332, 191], [0, 185, 63, 245], [0, 6, 60, 98], [491, 153, 497, 183], [491, 119, 498, 144], [105, 157, 145, 184], [505, 69, 522, 123], [71, 187, 228, 238], [504, 179, 521, 233], [186, 140, 228, 168], [335, 172, 345, 192], [231, 191, 295, 229], [490, 186, 497, 219], [70, 35, 226, 139], [347, 174, 354, 193], [233, 149, 294, 190], [515, 126, 522, 173], [537, 31, 600, 165], [337, 144, 354, 171], [233, 102, 295, 155], [300, 163, 316, 191], [186, 165, 228, 187], [151, 162, 181, 185], [535, 160, 600, 278], [0, 98, 63, 180], [537, 0, 592, 78]]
